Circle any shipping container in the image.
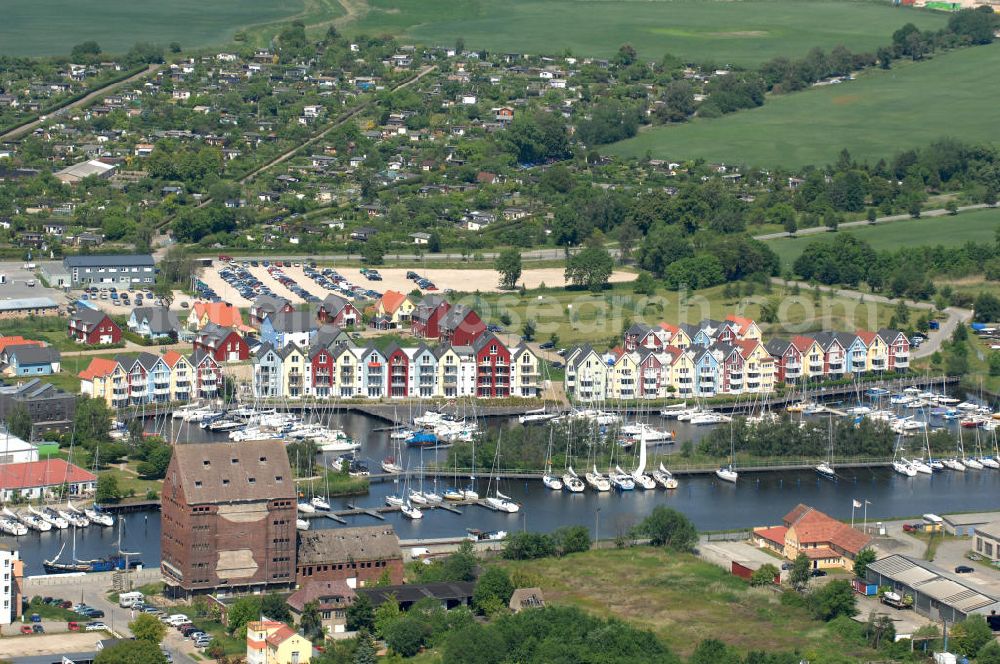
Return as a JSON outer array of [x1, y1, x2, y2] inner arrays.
[[852, 578, 878, 596]]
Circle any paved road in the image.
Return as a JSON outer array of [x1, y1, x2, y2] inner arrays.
[[753, 204, 990, 240], [0, 65, 161, 142], [770, 278, 972, 359]]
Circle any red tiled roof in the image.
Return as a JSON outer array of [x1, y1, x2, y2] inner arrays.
[[265, 625, 297, 647], [0, 336, 44, 354], [0, 460, 96, 490], [754, 526, 788, 546], [790, 335, 816, 352], [783, 503, 872, 556], [658, 322, 679, 334], [287, 579, 355, 613], [162, 350, 185, 368], [802, 546, 839, 560], [725, 315, 755, 334], [379, 290, 408, 315], [855, 330, 877, 345], [78, 357, 120, 380], [192, 302, 252, 331]]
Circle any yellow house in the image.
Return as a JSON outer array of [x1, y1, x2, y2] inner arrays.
[[658, 323, 691, 349], [332, 345, 359, 398], [753, 504, 873, 572], [246, 620, 312, 664], [511, 344, 541, 398], [737, 341, 775, 394], [281, 344, 308, 398], [375, 290, 415, 326], [857, 330, 889, 372], [669, 351, 696, 398], [78, 358, 128, 408], [725, 315, 763, 342], [791, 336, 825, 380], [609, 352, 638, 400], [163, 351, 194, 403], [568, 347, 609, 402]]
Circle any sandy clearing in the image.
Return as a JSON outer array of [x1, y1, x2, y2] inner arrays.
[[0, 631, 103, 656], [195, 264, 637, 309]]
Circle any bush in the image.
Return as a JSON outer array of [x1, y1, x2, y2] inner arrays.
[[502, 532, 556, 560], [633, 506, 697, 551], [473, 567, 514, 614], [383, 616, 430, 657]]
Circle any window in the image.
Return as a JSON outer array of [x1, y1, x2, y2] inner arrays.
[[222, 479, 230, 486], [248, 477, 256, 484], [194, 481, 202, 488]]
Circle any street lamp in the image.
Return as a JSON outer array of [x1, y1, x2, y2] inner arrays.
[[595, 507, 601, 543]]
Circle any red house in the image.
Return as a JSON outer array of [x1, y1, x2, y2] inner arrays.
[[385, 344, 410, 398], [68, 309, 121, 345], [637, 349, 663, 398], [190, 350, 222, 398], [716, 345, 745, 394], [764, 338, 799, 384], [192, 323, 249, 363], [410, 295, 450, 339], [439, 304, 486, 346], [473, 333, 510, 398], [309, 346, 335, 398], [316, 294, 360, 327]]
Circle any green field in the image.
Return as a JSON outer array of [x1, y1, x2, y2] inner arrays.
[[608, 42, 1000, 168], [0, 0, 310, 56], [346, 0, 945, 65], [764, 208, 1000, 266]]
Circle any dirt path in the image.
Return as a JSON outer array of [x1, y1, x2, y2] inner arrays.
[[753, 204, 989, 240]]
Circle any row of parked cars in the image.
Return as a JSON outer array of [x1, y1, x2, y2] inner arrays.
[[302, 265, 381, 302], [156, 610, 214, 649], [79, 286, 160, 308], [218, 263, 274, 302], [265, 263, 322, 304], [405, 271, 438, 291]]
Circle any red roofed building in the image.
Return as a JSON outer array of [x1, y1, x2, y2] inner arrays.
[[0, 336, 44, 355], [287, 579, 355, 636], [246, 619, 313, 664], [0, 459, 97, 501], [753, 503, 873, 571]]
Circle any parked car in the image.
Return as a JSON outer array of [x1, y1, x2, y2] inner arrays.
[[19, 625, 32, 634], [955, 565, 975, 574], [902, 523, 921, 532], [539, 341, 555, 350], [85, 622, 109, 632], [32, 624, 44, 633], [68, 621, 80, 631], [810, 569, 827, 577], [30, 613, 41, 622]]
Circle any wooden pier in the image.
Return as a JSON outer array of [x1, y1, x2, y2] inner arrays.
[[299, 500, 471, 521]]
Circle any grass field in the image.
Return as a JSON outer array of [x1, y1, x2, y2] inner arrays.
[[607, 42, 1000, 168], [461, 280, 895, 347], [763, 208, 1000, 267], [346, 0, 944, 66], [1, 0, 307, 56], [503, 548, 870, 659]]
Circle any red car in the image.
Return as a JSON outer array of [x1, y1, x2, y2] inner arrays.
[[19, 625, 32, 634], [68, 621, 80, 631]]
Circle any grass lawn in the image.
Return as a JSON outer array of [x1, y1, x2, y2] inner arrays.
[[763, 208, 1000, 267], [1, 0, 307, 56], [607, 42, 1000, 169], [346, 0, 945, 66], [501, 547, 876, 659], [25, 597, 80, 622], [458, 280, 895, 347]]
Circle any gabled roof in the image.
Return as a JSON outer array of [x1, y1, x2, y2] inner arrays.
[[0, 459, 96, 490], [253, 294, 292, 315], [3, 344, 59, 366], [191, 301, 249, 330], [790, 335, 817, 352], [764, 338, 792, 356], [725, 314, 757, 335], [267, 310, 316, 334], [811, 331, 843, 351], [131, 306, 180, 335], [379, 290, 409, 314], [855, 330, 877, 345], [0, 336, 44, 354], [69, 308, 110, 331], [287, 580, 355, 613], [319, 293, 352, 316], [196, 323, 239, 348], [296, 526, 401, 565], [162, 350, 190, 368], [265, 625, 298, 647], [878, 328, 905, 342], [78, 357, 120, 380], [782, 503, 872, 556], [440, 303, 477, 332]]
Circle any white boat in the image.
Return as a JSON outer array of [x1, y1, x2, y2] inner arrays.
[[620, 423, 674, 443], [562, 466, 585, 493], [815, 462, 836, 479], [385, 494, 404, 507], [84, 507, 114, 526], [390, 429, 415, 440], [584, 465, 611, 492], [381, 458, 404, 474], [519, 407, 559, 425], [690, 412, 731, 425], [676, 407, 705, 421], [484, 491, 520, 513], [659, 402, 688, 418], [0, 517, 27, 536], [443, 488, 465, 501], [904, 458, 933, 475], [57, 508, 89, 527], [297, 501, 316, 513], [31, 506, 68, 529], [310, 496, 331, 511], [630, 431, 657, 489], [980, 457, 1000, 469], [408, 489, 429, 505], [9, 508, 50, 532], [542, 473, 563, 490], [892, 460, 917, 477], [926, 458, 945, 471], [943, 458, 966, 471], [715, 465, 738, 483], [296, 518, 310, 531], [610, 466, 635, 491], [460, 488, 479, 500], [801, 403, 826, 415], [964, 457, 984, 470], [652, 463, 679, 489], [401, 502, 423, 520]]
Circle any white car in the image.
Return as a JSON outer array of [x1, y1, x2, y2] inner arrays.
[[85, 622, 109, 632], [165, 614, 189, 626]]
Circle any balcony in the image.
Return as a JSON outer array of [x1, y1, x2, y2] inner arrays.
[[130, 386, 146, 395]]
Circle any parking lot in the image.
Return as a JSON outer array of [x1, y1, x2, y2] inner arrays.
[[0, 260, 64, 300]]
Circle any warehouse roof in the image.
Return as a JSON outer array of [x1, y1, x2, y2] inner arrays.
[[168, 440, 294, 504], [868, 554, 1000, 614], [64, 254, 154, 268], [296, 526, 401, 565], [0, 298, 58, 312]]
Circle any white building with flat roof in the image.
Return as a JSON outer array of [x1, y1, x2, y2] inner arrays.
[[0, 432, 38, 465]]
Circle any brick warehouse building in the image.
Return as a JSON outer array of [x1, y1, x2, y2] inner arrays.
[[296, 526, 403, 588], [161, 440, 297, 598]]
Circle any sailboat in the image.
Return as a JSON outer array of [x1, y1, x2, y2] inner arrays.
[[541, 429, 563, 490], [610, 465, 635, 491], [652, 462, 679, 489], [630, 430, 656, 489], [958, 426, 982, 469], [562, 466, 585, 492], [31, 505, 68, 529], [585, 464, 611, 491], [715, 410, 738, 483], [816, 418, 836, 480], [8, 507, 50, 532], [891, 434, 917, 476], [84, 504, 114, 527], [382, 421, 405, 474], [401, 500, 423, 519], [0, 513, 27, 536], [44, 515, 140, 573], [483, 432, 520, 512], [519, 406, 558, 425]]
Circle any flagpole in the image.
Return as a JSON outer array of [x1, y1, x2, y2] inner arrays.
[[863, 500, 871, 534], [851, 501, 856, 528]]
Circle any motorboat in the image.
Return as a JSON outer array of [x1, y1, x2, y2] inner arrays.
[[925, 458, 945, 471], [815, 461, 836, 479], [689, 412, 731, 425], [401, 502, 423, 519], [653, 463, 679, 489], [484, 491, 520, 513], [466, 528, 507, 541], [659, 402, 688, 418], [562, 467, 585, 493], [620, 423, 674, 443], [310, 496, 331, 511], [390, 428, 415, 440], [584, 465, 611, 492], [297, 501, 316, 513], [892, 460, 917, 477], [296, 519, 310, 531], [715, 465, 738, 483], [519, 408, 559, 425], [801, 403, 826, 415]]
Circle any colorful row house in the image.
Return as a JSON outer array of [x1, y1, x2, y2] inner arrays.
[[251, 334, 540, 400], [78, 350, 222, 407]]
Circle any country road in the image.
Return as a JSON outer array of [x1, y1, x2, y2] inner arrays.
[[770, 278, 971, 358], [0, 64, 160, 142], [753, 204, 989, 240]]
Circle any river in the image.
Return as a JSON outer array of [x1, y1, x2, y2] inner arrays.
[[5, 405, 1000, 576]]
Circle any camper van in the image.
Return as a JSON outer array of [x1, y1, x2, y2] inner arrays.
[[118, 591, 144, 608]]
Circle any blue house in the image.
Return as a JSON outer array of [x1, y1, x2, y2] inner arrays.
[[693, 348, 720, 398], [260, 311, 316, 349], [0, 344, 61, 376]]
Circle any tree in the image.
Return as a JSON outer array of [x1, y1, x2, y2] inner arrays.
[[867, 207, 878, 224], [354, 629, 377, 664], [615, 43, 638, 66], [75, 397, 112, 447], [521, 318, 537, 342], [361, 237, 386, 265], [632, 271, 657, 295], [95, 474, 122, 503], [790, 553, 811, 591], [634, 506, 697, 551], [346, 592, 375, 632], [494, 248, 522, 290], [552, 525, 591, 555], [473, 567, 514, 614], [853, 547, 877, 579], [946, 200, 959, 215], [502, 532, 556, 560], [227, 595, 263, 634], [261, 592, 291, 623], [974, 293, 1000, 322], [564, 245, 614, 292], [129, 613, 167, 643], [893, 299, 911, 326], [5, 403, 32, 441], [383, 616, 430, 657], [908, 199, 922, 218], [749, 564, 779, 587], [94, 640, 167, 664], [977, 641, 1000, 664], [71, 41, 102, 61], [809, 579, 857, 621], [689, 639, 740, 664], [373, 595, 401, 637], [300, 601, 324, 641], [784, 215, 798, 235], [950, 615, 993, 656]]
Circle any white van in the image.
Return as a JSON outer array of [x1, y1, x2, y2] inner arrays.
[[119, 591, 144, 608]]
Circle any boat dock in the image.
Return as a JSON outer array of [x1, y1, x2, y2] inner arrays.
[[300, 500, 472, 521]]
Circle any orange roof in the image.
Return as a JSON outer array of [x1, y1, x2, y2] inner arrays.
[[78, 357, 120, 380], [265, 625, 297, 647], [162, 350, 185, 368], [192, 301, 250, 330], [0, 336, 44, 354], [379, 290, 408, 315], [790, 335, 816, 352], [725, 315, 755, 335], [658, 322, 679, 334], [855, 330, 877, 345], [802, 546, 839, 560], [783, 503, 872, 556], [733, 339, 759, 358], [754, 525, 788, 545]]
